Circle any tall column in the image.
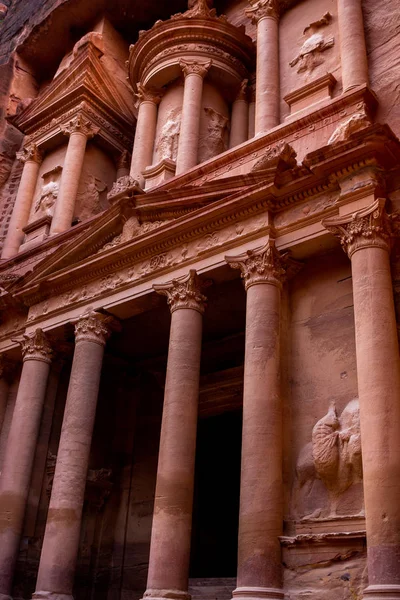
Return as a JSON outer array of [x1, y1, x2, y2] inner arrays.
[[33, 312, 116, 600], [230, 80, 249, 149], [245, 0, 280, 135], [50, 114, 99, 235], [143, 270, 207, 600], [0, 330, 52, 600], [1, 144, 43, 260], [0, 356, 11, 435], [322, 199, 400, 600], [116, 149, 131, 179], [130, 84, 163, 186], [226, 241, 288, 600], [248, 83, 256, 140], [337, 0, 369, 91], [175, 60, 211, 175]]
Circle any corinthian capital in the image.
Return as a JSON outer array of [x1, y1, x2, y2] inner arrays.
[[153, 270, 208, 314], [245, 0, 279, 23], [135, 83, 164, 105], [179, 59, 212, 79], [13, 329, 52, 364], [322, 199, 393, 258], [73, 311, 119, 346], [60, 113, 100, 139], [16, 144, 43, 165], [225, 240, 288, 290]]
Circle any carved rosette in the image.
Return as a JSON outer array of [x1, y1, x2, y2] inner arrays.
[[13, 329, 52, 364], [74, 311, 117, 346], [245, 0, 279, 24], [225, 240, 288, 290], [60, 113, 100, 139], [153, 269, 208, 314], [322, 199, 393, 258], [135, 83, 164, 105], [16, 143, 43, 165], [179, 59, 212, 79]]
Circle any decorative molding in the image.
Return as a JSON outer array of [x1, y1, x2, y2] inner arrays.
[[225, 239, 288, 290], [73, 311, 118, 346], [60, 113, 100, 139], [13, 328, 52, 364], [179, 59, 212, 79], [245, 0, 279, 24], [135, 83, 164, 105], [153, 269, 208, 314], [16, 144, 43, 165], [251, 141, 297, 172], [322, 198, 393, 258]]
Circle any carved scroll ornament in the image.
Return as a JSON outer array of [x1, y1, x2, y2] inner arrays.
[[73, 311, 118, 346], [13, 328, 52, 364], [16, 144, 43, 165], [153, 269, 208, 314], [245, 0, 279, 23], [60, 113, 100, 139], [225, 239, 288, 290]]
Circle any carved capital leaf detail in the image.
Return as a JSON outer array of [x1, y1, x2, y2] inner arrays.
[[135, 83, 164, 105], [16, 144, 43, 165], [60, 113, 100, 139], [73, 311, 119, 346], [225, 240, 288, 290], [179, 59, 212, 79], [13, 329, 52, 364], [235, 79, 249, 102], [322, 199, 393, 258], [153, 269, 208, 314], [245, 0, 279, 24]]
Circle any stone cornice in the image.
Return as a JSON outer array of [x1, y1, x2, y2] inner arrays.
[[153, 269, 208, 314]]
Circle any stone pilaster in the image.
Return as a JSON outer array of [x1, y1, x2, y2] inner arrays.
[[130, 84, 163, 186], [322, 199, 400, 600], [175, 60, 211, 175], [143, 271, 207, 600], [226, 240, 287, 600], [337, 0, 369, 91], [0, 330, 52, 600], [245, 0, 280, 134], [50, 113, 99, 235], [34, 312, 116, 600], [1, 144, 43, 259]]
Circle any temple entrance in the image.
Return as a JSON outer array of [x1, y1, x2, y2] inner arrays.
[[190, 409, 242, 577]]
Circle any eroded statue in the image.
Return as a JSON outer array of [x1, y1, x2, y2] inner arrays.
[[156, 108, 182, 161]]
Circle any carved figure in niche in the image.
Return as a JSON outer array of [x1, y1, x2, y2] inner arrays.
[[294, 399, 363, 519], [290, 12, 334, 75], [156, 108, 182, 161], [328, 109, 372, 145], [199, 107, 229, 163], [34, 166, 62, 217], [75, 174, 107, 222]]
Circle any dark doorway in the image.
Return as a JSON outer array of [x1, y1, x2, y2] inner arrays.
[[190, 409, 242, 577]]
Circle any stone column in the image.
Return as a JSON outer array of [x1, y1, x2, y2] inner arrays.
[[0, 330, 52, 600], [130, 84, 163, 186], [230, 80, 249, 149], [50, 114, 99, 235], [33, 312, 116, 600], [337, 0, 369, 91], [143, 270, 207, 600], [226, 241, 288, 600], [116, 149, 131, 179], [246, 0, 280, 135], [0, 357, 11, 435], [322, 199, 400, 600], [175, 60, 211, 175], [248, 83, 256, 140], [1, 144, 43, 260]]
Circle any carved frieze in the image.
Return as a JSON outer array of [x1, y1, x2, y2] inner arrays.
[[153, 269, 208, 314]]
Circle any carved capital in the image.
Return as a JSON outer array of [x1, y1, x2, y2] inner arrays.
[[73, 311, 119, 346], [322, 199, 393, 258], [60, 113, 100, 139], [153, 270, 208, 314], [225, 240, 288, 290], [235, 79, 249, 102], [13, 329, 52, 364], [245, 0, 279, 23], [16, 144, 43, 165], [135, 83, 163, 105], [179, 59, 212, 79]]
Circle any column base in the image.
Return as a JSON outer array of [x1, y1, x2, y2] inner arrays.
[[143, 590, 191, 600], [33, 592, 73, 600], [363, 586, 400, 599], [232, 587, 284, 600]]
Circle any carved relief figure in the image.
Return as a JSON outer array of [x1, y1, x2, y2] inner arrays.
[[328, 109, 372, 145], [290, 12, 334, 74], [34, 166, 62, 217], [294, 399, 363, 519], [75, 174, 107, 221], [156, 108, 182, 162], [199, 107, 229, 163]]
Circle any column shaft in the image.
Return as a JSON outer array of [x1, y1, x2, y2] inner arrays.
[[338, 0, 369, 91], [1, 145, 42, 260], [230, 96, 249, 148], [0, 376, 9, 435], [130, 101, 158, 184], [255, 16, 280, 133], [0, 331, 52, 600]]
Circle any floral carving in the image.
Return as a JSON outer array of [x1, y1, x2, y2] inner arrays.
[[245, 0, 279, 24], [135, 83, 163, 105], [73, 311, 118, 346], [13, 328, 52, 364], [225, 240, 288, 290], [107, 176, 143, 200], [16, 144, 43, 165], [153, 269, 208, 314], [322, 198, 392, 258], [60, 113, 100, 139], [179, 59, 212, 78]]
